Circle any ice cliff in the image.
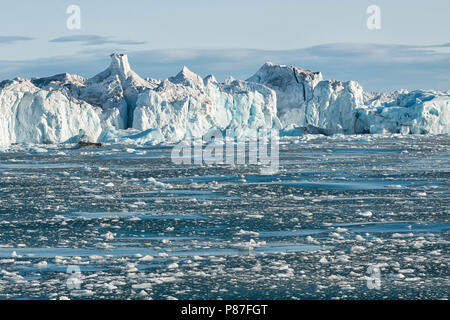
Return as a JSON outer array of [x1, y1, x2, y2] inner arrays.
[[0, 53, 448, 146], [248, 63, 449, 135]]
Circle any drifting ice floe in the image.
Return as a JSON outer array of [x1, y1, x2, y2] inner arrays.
[[0, 53, 448, 146]]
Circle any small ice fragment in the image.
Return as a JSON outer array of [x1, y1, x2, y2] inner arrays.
[[351, 246, 365, 253], [359, 211, 373, 217], [168, 262, 179, 269], [139, 255, 154, 262], [104, 231, 115, 241], [35, 261, 48, 269], [138, 290, 148, 297], [319, 257, 328, 264]]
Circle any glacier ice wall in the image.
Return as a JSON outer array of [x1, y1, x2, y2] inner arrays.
[[356, 90, 450, 134], [306, 80, 364, 134], [132, 67, 280, 144], [0, 53, 448, 146], [247, 62, 322, 128], [0, 79, 102, 146]]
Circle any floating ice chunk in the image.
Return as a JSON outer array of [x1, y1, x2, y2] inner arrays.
[[330, 232, 344, 240], [386, 184, 403, 189], [358, 211, 373, 217], [350, 246, 365, 253], [34, 261, 48, 269], [70, 290, 95, 297], [429, 250, 441, 256], [89, 255, 104, 261], [248, 239, 266, 248], [236, 229, 260, 237], [336, 255, 350, 263], [103, 231, 115, 241], [128, 217, 141, 222], [126, 263, 139, 272], [132, 283, 153, 290], [99, 283, 118, 291], [139, 255, 154, 262], [306, 236, 319, 244], [143, 177, 170, 189]]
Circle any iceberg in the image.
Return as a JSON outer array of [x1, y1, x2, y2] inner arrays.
[[0, 53, 448, 147], [132, 66, 280, 143], [0, 78, 102, 146], [356, 90, 450, 134], [31, 53, 152, 130], [248, 63, 362, 134]]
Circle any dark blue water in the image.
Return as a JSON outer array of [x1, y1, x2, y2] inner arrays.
[[0, 135, 448, 300]]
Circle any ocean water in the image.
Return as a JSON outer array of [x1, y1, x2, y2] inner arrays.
[[0, 135, 448, 300]]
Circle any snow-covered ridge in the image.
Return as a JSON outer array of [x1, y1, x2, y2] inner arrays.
[[0, 53, 448, 146]]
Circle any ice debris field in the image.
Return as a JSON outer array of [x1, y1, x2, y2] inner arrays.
[[0, 53, 449, 147], [0, 135, 449, 299]]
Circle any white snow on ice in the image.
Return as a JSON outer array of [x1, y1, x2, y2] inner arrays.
[[0, 53, 449, 146]]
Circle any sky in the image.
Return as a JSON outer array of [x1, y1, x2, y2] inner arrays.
[[0, 0, 449, 91]]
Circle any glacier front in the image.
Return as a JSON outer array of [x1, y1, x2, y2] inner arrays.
[[0, 53, 448, 146]]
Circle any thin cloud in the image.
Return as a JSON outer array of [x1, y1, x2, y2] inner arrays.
[[431, 43, 450, 47], [0, 36, 34, 45], [1, 42, 449, 92], [49, 35, 146, 46], [118, 44, 450, 91]]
